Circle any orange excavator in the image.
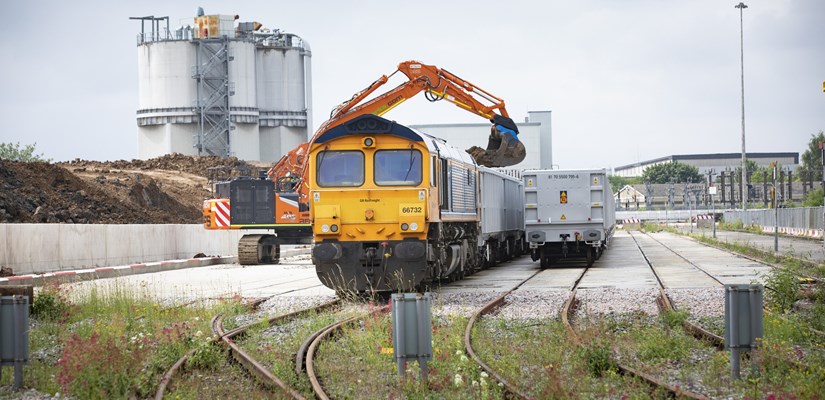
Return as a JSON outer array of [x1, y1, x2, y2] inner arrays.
[[203, 60, 525, 264]]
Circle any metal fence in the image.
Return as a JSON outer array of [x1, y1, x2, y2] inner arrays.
[[723, 207, 824, 232], [617, 210, 716, 222]]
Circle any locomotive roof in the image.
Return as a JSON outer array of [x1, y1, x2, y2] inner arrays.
[[315, 114, 477, 166]]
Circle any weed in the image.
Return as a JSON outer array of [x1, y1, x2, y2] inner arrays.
[[580, 341, 618, 377], [660, 309, 688, 330], [761, 268, 800, 313], [32, 284, 70, 321]]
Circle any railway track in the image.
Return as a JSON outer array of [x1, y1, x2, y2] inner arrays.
[[155, 296, 338, 399], [300, 315, 362, 400], [636, 230, 825, 339], [560, 253, 711, 399], [628, 231, 726, 348], [463, 269, 547, 400]]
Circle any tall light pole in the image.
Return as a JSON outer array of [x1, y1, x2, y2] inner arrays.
[[736, 2, 748, 211]]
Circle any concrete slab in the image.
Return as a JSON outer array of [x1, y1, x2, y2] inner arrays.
[[436, 257, 537, 294], [59, 224, 107, 269], [650, 232, 771, 285], [520, 268, 585, 290], [65, 258, 334, 304], [631, 233, 720, 288], [578, 231, 658, 289]]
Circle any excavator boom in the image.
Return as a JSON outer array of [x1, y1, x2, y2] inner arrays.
[[313, 61, 526, 168]]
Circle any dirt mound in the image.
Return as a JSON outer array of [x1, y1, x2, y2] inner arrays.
[[64, 153, 249, 178], [0, 154, 258, 224]]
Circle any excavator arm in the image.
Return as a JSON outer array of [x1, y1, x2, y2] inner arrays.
[[267, 60, 525, 203], [314, 61, 526, 167]]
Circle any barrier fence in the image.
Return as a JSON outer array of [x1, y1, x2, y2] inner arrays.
[[617, 207, 825, 239], [723, 207, 824, 239]]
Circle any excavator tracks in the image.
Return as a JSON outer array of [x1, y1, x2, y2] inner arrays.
[[238, 234, 280, 265]]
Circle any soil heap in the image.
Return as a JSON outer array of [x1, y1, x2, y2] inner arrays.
[[0, 153, 253, 224]]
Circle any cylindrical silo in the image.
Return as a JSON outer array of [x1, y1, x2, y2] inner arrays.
[[136, 40, 199, 158], [228, 40, 259, 161], [256, 33, 311, 162], [135, 12, 312, 162]]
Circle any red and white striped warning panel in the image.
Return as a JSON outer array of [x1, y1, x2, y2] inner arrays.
[[212, 200, 230, 227], [623, 218, 640, 224], [693, 215, 714, 222]]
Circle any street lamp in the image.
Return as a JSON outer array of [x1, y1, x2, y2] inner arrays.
[[736, 2, 748, 211]]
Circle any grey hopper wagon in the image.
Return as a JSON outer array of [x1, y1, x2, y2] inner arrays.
[[523, 169, 615, 268]]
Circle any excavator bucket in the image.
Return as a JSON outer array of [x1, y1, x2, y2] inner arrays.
[[467, 115, 526, 167]]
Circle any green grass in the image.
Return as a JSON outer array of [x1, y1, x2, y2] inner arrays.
[[4, 279, 824, 399], [313, 309, 506, 399], [234, 307, 341, 398], [0, 281, 251, 399]]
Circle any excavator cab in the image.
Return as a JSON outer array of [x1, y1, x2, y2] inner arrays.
[[467, 114, 527, 167]]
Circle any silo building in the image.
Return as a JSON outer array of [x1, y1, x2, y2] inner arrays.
[[132, 10, 312, 162]]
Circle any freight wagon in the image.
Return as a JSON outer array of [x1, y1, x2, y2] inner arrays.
[[523, 169, 615, 268]]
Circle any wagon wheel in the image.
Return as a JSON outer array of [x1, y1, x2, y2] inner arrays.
[[586, 247, 595, 267], [539, 247, 550, 269]]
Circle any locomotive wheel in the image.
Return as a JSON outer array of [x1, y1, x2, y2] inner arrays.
[[586, 247, 595, 267]]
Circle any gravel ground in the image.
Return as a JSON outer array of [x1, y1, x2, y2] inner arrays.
[[575, 288, 659, 317], [665, 288, 725, 319], [495, 290, 570, 320], [430, 291, 503, 317], [230, 294, 338, 328], [0, 388, 69, 400]]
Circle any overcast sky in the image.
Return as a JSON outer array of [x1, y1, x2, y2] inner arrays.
[[1, 0, 823, 170]]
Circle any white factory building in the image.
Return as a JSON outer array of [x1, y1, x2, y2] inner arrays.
[[614, 152, 799, 177], [411, 110, 553, 170], [133, 11, 312, 162]]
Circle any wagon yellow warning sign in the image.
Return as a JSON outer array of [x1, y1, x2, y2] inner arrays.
[[593, 177, 599, 185], [560, 214, 567, 220], [527, 178, 534, 187], [560, 191, 568, 204]]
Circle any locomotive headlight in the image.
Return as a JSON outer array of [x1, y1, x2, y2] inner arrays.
[[410, 222, 418, 231], [321, 224, 330, 233], [401, 223, 409, 231], [331, 224, 339, 232], [363, 137, 375, 148]]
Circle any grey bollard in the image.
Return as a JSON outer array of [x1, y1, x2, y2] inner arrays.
[[391, 292, 433, 381], [1, 295, 30, 391], [724, 284, 763, 380]]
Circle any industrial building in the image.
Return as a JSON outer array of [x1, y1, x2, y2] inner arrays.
[[133, 10, 312, 162], [613, 152, 799, 178], [410, 110, 553, 170]]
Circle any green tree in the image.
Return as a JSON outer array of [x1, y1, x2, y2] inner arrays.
[[799, 131, 825, 181], [803, 187, 824, 207], [608, 175, 642, 193], [0, 142, 51, 162], [641, 162, 702, 184]]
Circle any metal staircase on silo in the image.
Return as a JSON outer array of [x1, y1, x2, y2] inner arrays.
[[193, 38, 234, 156]]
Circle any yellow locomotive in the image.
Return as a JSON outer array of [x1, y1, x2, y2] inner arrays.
[[310, 115, 524, 292]]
